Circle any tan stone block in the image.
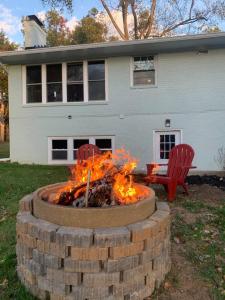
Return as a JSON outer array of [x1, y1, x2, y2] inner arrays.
[[56, 227, 93, 247], [37, 240, 67, 258], [19, 194, 33, 212], [71, 247, 108, 261], [94, 227, 130, 247], [123, 262, 152, 282], [110, 241, 144, 259], [112, 278, 145, 297], [64, 258, 101, 273], [47, 268, 80, 286], [128, 220, 158, 242], [83, 272, 120, 287], [150, 210, 171, 231], [18, 233, 37, 248], [104, 255, 139, 273], [71, 286, 109, 299]]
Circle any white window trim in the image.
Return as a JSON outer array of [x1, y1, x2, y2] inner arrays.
[[153, 129, 183, 164], [23, 60, 108, 105], [130, 56, 158, 89], [48, 135, 115, 165]]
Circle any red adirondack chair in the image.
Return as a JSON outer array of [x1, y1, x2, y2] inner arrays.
[[145, 144, 196, 201], [76, 144, 101, 164]]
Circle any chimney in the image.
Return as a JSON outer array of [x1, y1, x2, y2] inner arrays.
[[22, 15, 47, 49]]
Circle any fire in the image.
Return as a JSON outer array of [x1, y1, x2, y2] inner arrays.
[[54, 148, 150, 205]]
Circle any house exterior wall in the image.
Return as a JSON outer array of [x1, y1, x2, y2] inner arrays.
[[8, 49, 225, 171]]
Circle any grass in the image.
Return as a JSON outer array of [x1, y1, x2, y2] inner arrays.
[[0, 163, 68, 299], [0, 142, 9, 159], [172, 200, 225, 299]]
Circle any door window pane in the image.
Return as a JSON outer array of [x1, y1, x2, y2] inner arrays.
[[159, 134, 176, 159], [47, 64, 62, 102]]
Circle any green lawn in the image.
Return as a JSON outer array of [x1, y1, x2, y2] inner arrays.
[[0, 142, 10, 159], [0, 163, 69, 299]]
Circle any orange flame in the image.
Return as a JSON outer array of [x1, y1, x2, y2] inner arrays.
[[55, 148, 150, 205]]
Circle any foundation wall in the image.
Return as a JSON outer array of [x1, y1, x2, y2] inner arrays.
[[16, 193, 171, 300]]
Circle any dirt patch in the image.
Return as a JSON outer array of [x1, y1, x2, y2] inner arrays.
[[144, 183, 225, 300]]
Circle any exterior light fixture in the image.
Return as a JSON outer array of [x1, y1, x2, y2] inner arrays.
[[165, 119, 171, 127]]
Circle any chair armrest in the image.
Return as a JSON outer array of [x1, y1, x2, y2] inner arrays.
[[180, 165, 197, 169]]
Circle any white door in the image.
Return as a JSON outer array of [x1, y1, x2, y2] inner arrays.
[[153, 130, 181, 163]]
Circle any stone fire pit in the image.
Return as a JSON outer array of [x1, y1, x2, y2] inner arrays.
[[16, 183, 171, 300]]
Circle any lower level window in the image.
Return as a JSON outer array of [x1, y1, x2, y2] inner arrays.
[[52, 139, 67, 160], [49, 136, 114, 164], [154, 130, 181, 162]]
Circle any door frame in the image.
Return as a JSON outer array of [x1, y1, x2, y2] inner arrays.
[[153, 129, 183, 164]]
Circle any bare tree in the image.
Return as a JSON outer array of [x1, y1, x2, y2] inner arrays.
[[42, 0, 225, 40]]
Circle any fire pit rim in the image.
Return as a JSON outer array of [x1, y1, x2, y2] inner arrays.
[[32, 182, 156, 228]]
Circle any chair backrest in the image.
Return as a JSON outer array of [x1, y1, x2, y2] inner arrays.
[[77, 144, 101, 164], [167, 144, 195, 183]]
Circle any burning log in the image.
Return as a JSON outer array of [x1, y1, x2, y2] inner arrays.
[[47, 149, 150, 207]]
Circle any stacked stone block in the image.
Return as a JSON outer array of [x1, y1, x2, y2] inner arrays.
[[16, 193, 171, 300]]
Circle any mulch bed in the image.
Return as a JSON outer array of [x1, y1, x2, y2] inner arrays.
[[187, 175, 225, 191]]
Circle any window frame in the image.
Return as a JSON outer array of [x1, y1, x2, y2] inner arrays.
[[153, 130, 182, 164], [130, 56, 158, 88], [48, 136, 115, 165], [22, 60, 108, 105]]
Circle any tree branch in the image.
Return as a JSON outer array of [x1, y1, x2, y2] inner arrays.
[[130, 0, 138, 39], [159, 16, 207, 37], [100, 0, 126, 40], [121, 0, 129, 40], [189, 0, 195, 18], [144, 0, 157, 38]]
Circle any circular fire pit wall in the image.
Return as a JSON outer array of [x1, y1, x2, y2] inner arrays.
[[16, 184, 171, 300]]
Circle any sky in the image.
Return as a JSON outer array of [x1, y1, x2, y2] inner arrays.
[[0, 0, 101, 45]]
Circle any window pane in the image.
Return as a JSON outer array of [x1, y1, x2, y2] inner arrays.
[[95, 139, 112, 149], [89, 81, 105, 100], [133, 70, 155, 85], [67, 84, 84, 102], [52, 140, 67, 149], [170, 135, 175, 143], [134, 57, 154, 71], [47, 64, 62, 82], [27, 85, 42, 103], [165, 135, 170, 143], [160, 135, 164, 142], [27, 66, 41, 84], [47, 83, 62, 102], [67, 63, 83, 82], [88, 61, 105, 80], [52, 150, 67, 160], [73, 139, 89, 149]]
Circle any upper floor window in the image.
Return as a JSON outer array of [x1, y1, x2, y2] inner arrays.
[[47, 64, 62, 102], [24, 60, 106, 104], [67, 62, 84, 102], [132, 56, 155, 86], [88, 61, 105, 101], [26, 65, 42, 103]]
